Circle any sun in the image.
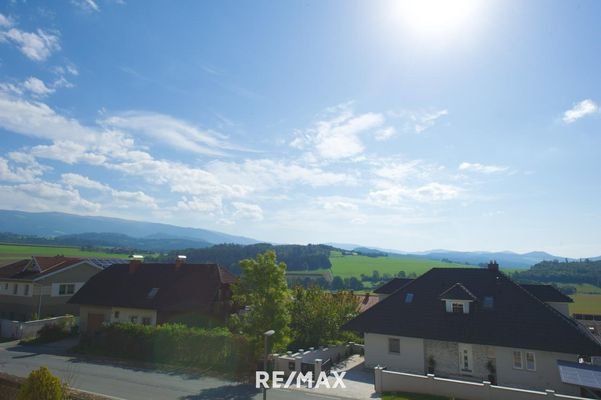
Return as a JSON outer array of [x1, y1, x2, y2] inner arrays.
[[389, 0, 482, 37]]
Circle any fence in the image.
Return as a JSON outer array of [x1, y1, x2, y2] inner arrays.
[[0, 316, 76, 339], [374, 367, 590, 400], [272, 342, 363, 378]]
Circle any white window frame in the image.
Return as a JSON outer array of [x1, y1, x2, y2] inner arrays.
[[13, 283, 18, 295], [513, 351, 523, 369], [525, 352, 536, 371], [452, 303, 464, 314], [388, 338, 401, 354], [130, 315, 138, 324], [58, 283, 75, 296], [23, 284, 29, 296]]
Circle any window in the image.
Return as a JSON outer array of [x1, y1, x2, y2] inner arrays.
[[130, 316, 138, 323], [452, 303, 464, 314], [24, 284, 29, 296], [142, 317, 151, 325], [59, 284, 75, 295], [513, 351, 523, 369], [526, 352, 536, 371], [404, 293, 414, 303], [13, 284, 18, 295], [388, 338, 400, 354], [483, 296, 494, 309], [147, 288, 159, 299], [114, 311, 120, 319]]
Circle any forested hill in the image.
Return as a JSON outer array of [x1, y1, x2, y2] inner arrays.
[[514, 259, 601, 286], [161, 243, 334, 274]]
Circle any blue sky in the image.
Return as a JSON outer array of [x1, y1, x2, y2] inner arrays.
[[0, 0, 600, 257]]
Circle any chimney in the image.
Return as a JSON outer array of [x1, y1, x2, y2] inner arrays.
[[488, 260, 499, 271], [175, 255, 187, 271], [129, 255, 144, 274]]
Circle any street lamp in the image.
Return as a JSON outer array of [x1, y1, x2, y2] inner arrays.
[[263, 329, 275, 400]]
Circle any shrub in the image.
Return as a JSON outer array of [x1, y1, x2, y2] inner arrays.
[[78, 323, 255, 377], [17, 366, 64, 400]]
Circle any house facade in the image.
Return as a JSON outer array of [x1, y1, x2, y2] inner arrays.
[[0, 256, 112, 321], [70, 256, 237, 332], [345, 263, 601, 396]]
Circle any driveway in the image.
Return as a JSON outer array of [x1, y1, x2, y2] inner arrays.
[[0, 340, 351, 400], [287, 355, 380, 399]]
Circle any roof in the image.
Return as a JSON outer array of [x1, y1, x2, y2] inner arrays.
[[355, 294, 379, 312], [343, 268, 601, 356], [439, 282, 477, 301], [374, 278, 413, 294], [69, 262, 236, 311], [0, 256, 110, 281], [520, 284, 573, 303]]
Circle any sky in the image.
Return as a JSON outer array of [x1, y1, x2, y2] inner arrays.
[[0, 0, 600, 257]]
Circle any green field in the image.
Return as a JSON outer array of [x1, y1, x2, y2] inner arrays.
[[569, 294, 601, 314], [0, 243, 129, 266], [329, 251, 471, 278]]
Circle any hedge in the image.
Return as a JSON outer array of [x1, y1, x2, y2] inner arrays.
[[78, 323, 254, 377]]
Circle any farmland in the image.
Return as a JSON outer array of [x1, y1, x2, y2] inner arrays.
[[329, 251, 471, 278], [569, 294, 601, 315], [0, 243, 129, 266]]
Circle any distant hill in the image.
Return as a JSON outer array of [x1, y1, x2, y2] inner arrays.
[[406, 250, 568, 269], [514, 259, 601, 287], [0, 210, 258, 245]]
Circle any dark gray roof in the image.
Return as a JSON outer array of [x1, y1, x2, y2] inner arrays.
[[374, 278, 413, 294], [520, 284, 573, 303], [343, 268, 601, 355], [439, 282, 477, 301], [69, 262, 236, 311]]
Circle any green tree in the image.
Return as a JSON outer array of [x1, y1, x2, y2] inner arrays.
[[290, 286, 360, 349], [331, 276, 344, 290], [230, 250, 291, 355]]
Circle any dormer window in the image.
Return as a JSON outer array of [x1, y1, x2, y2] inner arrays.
[[452, 303, 464, 314], [483, 296, 494, 309], [404, 293, 414, 304], [439, 282, 477, 315]]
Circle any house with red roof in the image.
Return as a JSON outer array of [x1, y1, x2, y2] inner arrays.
[[0, 256, 114, 321]]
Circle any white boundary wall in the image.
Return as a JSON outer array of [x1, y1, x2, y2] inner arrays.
[[375, 367, 589, 400]]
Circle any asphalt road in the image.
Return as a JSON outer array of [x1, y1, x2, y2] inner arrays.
[[0, 342, 345, 400]]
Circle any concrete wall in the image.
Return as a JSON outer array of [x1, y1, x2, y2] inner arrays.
[[364, 333, 425, 374], [375, 368, 587, 400], [0, 316, 76, 339]]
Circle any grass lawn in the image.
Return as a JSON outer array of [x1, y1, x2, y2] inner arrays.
[[330, 251, 471, 278], [570, 294, 601, 314], [383, 392, 455, 400], [0, 243, 129, 265]]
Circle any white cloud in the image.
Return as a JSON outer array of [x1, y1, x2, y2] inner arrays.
[[0, 182, 100, 213], [458, 162, 508, 174], [61, 172, 158, 209], [30, 141, 107, 165], [23, 77, 55, 97], [316, 197, 359, 211], [562, 99, 598, 123], [232, 201, 264, 221], [369, 182, 461, 205], [291, 105, 385, 160], [177, 196, 223, 213], [374, 126, 396, 141], [72, 0, 100, 12], [373, 160, 432, 182], [0, 14, 13, 28], [0, 28, 60, 61], [102, 111, 233, 156], [0, 157, 45, 183], [391, 109, 449, 133]]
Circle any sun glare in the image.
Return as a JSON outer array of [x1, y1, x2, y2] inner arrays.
[[390, 0, 481, 37]]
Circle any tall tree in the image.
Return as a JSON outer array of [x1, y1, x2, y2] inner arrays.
[[290, 286, 360, 349], [230, 251, 291, 355]]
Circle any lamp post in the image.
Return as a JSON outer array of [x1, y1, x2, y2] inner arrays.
[[263, 329, 275, 400]]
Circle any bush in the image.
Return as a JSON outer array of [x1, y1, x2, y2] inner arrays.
[[17, 366, 64, 400], [78, 323, 255, 377]]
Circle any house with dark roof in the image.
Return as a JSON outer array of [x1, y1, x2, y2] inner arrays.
[[69, 256, 237, 332], [0, 256, 113, 321], [343, 262, 601, 396], [373, 277, 413, 300]]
